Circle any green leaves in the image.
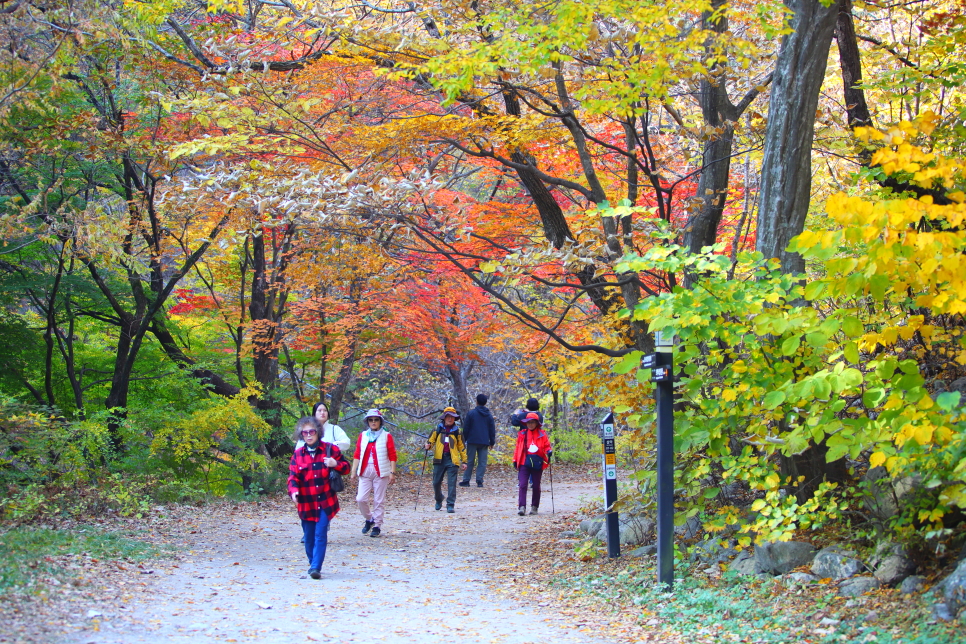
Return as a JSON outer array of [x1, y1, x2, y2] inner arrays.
[[780, 335, 800, 356], [762, 391, 786, 409]]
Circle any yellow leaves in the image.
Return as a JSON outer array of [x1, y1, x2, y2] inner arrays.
[[721, 388, 737, 403], [869, 451, 886, 470], [764, 473, 780, 489], [914, 423, 934, 445], [939, 484, 966, 510], [918, 507, 945, 525]]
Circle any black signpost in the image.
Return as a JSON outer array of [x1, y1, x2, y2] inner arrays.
[[599, 412, 620, 558], [642, 331, 675, 589]]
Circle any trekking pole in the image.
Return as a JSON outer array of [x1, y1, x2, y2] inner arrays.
[[549, 457, 555, 514], [414, 449, 429, 510]]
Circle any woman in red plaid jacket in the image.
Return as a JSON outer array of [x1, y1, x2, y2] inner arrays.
[[288, 416, 350, 579]]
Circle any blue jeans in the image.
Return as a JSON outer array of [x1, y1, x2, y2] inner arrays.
[[301, 514, 330, 570]]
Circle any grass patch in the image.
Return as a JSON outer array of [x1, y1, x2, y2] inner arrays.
[[0, 526, 163, 595], [555, 566, 962, 644]]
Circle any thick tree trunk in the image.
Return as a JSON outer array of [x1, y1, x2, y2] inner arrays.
[[446, 363, 472, 419], [755, 0, 837, 275], [248, 232, 283, 447]]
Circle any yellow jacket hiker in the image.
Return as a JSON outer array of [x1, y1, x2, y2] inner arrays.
[[424, 407, 468, 513]]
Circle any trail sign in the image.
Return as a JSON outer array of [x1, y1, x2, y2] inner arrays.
[[599, 412, 619, 558]]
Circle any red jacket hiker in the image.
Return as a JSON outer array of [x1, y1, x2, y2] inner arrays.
[[288, 442, 350, 522], [513, 423, 552, 470]]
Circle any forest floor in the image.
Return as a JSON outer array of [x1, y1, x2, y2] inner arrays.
[[2, 464, 962, 644], [3, 464, 647, 644]]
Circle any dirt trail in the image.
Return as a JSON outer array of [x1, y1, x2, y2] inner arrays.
[[62, 466, 618, 644]]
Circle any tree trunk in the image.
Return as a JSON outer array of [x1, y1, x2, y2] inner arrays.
[[446, 363, 472, 419], [248, 232, 283, 447], [326, 330, 358, 425], [834, 0, 871, 130], [754, 0, 837, 275], [683, 0, 735, 263]]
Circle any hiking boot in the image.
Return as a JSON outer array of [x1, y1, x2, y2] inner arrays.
[[529, 506, 539, 515], [369, 526, 381, 538], [518, 506, 526, 516], [362, 519, 374, 534], [447, 507, 455, 513], [308, 569, 321, 579], [476, 482, 483, 487], [458, 481, 470, 487], [435, 502, 442, 511]]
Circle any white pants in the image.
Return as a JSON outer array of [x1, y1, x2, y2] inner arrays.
[[356, 462, 389, 527]]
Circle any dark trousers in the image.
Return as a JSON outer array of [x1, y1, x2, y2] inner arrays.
[[432, 453, 458, 509], [301, 514, 330, 570], [462, 444, 489, 484], [517, 465, 544, 508]]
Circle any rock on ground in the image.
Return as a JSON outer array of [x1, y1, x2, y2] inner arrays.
[[900, 575, 927, 594], [729, 551, 758, 576], [755, 541, 816, 575], [838, 576, 881, 597], [874, 554, 916, 587], [943, 558, 966, 615], [811, 546, 865, 580]]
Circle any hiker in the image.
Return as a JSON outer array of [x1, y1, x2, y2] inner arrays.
[[513, 412, 552, 516], [510, 397, 544, 428], [425, 407, 467, 513], [293, 402, 351, 453], [288, 416, 350, 579], [460, 394, 496, 488], [351, 409, 397, 538]]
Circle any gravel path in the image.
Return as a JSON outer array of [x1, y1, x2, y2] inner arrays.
[[62, 467, 619, 644]]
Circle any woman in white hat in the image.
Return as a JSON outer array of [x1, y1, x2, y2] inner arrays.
[[351, 409, 396, 537]]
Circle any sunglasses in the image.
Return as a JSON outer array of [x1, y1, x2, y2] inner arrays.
[[301, 429, 318, 436]]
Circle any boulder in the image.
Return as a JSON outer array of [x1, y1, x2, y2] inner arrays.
[[690, 539, 737, 564], [900, 575, 927, 595], [931, 603, 954, 622], [862, 467, 923, 522], [811, 546, 866, 580], [943, 558, 966, 615], [838, 576, 881, 597], [874, 554, 916, 587], [755, 541, 817, 575], [627, 545, 657, 558], [948, 376, 966, 396], [618, 516, 655, 546], [675, 515, 703, 539], [579, 517, 603, 537], [729, 551, 759, 576], [786, 572, 817, 584]]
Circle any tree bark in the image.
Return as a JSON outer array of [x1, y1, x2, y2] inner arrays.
[[683, 0, 735, 263], [755, 0, 838, 275], [834, 0, 871, 130]]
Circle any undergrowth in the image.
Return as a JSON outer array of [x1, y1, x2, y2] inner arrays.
[[554, 564, 962, 644], [0, 526, 164, 595]]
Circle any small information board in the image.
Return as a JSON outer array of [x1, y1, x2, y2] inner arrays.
[[601, 422, 616, 480], [599, 412, 620, 557]]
